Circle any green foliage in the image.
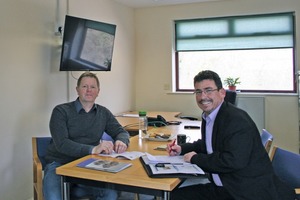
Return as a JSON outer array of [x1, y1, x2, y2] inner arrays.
[[224, 77, 241, 86]]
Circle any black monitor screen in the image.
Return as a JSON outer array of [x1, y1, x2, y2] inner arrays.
[[60, 15, 116, 71]]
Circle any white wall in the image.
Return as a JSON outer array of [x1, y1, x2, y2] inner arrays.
[[67, 0, 136, 113], [134, 0, 300, 153], [0, 0, 135, 199]]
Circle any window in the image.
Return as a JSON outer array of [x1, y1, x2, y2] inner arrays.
[[175, 12, 296, 93]]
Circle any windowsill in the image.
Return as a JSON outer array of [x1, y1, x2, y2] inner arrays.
[[166, 91, 298, 97]]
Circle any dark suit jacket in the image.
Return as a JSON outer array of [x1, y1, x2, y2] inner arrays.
[[181, 102, 295, 200]]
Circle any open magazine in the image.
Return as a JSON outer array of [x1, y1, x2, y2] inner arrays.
[[99, 151, 145, 160], [77, 158, 132, 173]]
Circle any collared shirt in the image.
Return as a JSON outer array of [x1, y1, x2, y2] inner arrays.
[[74, 98, 97, 113], [202, 101, 223, 186]]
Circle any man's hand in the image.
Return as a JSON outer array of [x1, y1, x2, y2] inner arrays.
[[114, 140, 127, 153], [92, 140, 114, 155], [167, 140, 182, 156], [183, 151, 197, 162]]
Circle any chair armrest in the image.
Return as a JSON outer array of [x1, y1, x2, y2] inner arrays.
[[33, 156, 42, 171], [33, 155, 43, 183], [32, 137, 44, 200]]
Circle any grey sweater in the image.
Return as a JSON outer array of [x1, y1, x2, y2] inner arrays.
[[45, 99, 130, 164]]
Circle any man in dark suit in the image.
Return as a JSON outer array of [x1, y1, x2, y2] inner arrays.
[[167, 70, 295, 200]]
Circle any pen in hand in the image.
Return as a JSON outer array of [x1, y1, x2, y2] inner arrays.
[[169, 139, 176, 153]]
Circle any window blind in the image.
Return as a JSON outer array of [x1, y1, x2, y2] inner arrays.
[[175, 12, 294, 51]]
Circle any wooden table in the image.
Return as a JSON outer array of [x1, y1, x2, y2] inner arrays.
[[56, 112, 202, 200], [115, 111, 182, 132]]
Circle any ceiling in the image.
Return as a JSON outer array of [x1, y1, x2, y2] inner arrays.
[[113, 0, 222, 8]]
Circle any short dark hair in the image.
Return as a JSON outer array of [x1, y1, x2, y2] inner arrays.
[[194, 70, 223, 89], [77, 72, 100, 88]]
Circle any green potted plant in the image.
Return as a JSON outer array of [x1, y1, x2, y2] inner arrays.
[[224, 77, 241, 91]]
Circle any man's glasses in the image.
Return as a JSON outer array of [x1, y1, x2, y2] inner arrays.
[[193, 88, 219, 96]]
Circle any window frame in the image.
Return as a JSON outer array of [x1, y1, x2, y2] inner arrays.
[[174, 12, 296, 93]]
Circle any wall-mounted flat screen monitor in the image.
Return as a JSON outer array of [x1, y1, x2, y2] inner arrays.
[[60, 15, 116, 71]]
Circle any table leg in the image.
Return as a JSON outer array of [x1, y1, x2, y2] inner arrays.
[[61, 176, 70, 200], [163, 191, 170, 200]]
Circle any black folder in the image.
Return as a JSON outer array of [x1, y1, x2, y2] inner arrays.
[[139, 155, 206, 178]]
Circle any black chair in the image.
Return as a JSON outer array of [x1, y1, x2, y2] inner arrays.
[[224, 90, 237, 105]]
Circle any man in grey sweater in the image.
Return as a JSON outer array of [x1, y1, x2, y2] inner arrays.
[[43, 72, 130, 200]]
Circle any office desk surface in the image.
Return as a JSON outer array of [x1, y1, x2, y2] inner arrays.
[[56, 113, 201, 199], [115, 111, 182, 131], [116, 111, 181, 120], [56, 136, 182, 192]]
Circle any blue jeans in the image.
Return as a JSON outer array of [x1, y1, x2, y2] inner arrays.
[[43, 161, 118, 200]]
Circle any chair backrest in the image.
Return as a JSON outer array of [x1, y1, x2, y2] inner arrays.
[[224, 90, 237, 105], [101, 132, 114, 142], [270, 146, 300, 196], [261, 129, 273, 153], [32, 137, 52, 200], [34, 137, 52, 169]]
